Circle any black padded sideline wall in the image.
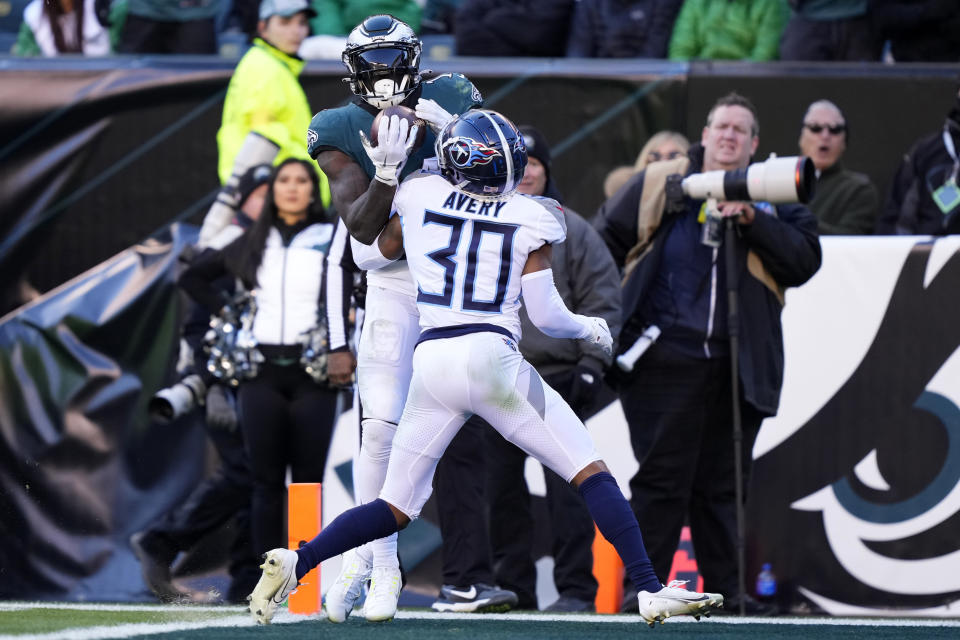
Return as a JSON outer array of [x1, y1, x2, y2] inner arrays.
[[1, 57, 956, 304]]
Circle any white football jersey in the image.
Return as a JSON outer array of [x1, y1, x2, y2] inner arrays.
[[394, 173, 567, 340]]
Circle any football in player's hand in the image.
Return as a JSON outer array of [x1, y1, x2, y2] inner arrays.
[[371, 105, 426, 150]]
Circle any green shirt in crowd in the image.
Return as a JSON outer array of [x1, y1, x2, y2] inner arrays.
[[668, 0, 788, 61], [309, 0, 421, 36]]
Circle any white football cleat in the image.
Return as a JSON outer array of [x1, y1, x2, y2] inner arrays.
[[363, 565, 403, 622], [324, 549, 372, 623], [248, 548, 299, 624], [637, 580, 723, 627]]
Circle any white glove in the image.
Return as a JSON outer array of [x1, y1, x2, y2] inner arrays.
[[415, 98, 455, 133], [359, 114, 419, 186], [582, 316, 613, 357]]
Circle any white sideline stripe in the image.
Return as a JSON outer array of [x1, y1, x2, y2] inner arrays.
[[0, 615, 256, 640], [0, 603, 243, 612], [2, 604, 960, 639]]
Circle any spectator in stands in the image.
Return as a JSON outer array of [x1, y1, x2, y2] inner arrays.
[[225, 0, 262, 42], [483, 126, 620, 613], [14, 0, 125, 56], [566, 0, 683, 59], [603, 131, 690, 199], [309, 1, 421, 35], [454, 0, 575, 57], [877, 86, 960, 236], [117, 0, 219, 54], [179, 158, 351, 558], [197, 0, 330, 250], [870, 0, 960, 63], [798, 100, 879, 235], [594, 93, 821, 614], [668, 0, 787, 61], [300, 3, 425, 59], [779, 0, 881, 61]]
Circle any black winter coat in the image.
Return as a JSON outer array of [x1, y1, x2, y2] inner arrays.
[[565, 0, 683, 58], [454, 0, 575, 57], [870, 0, 960, 62], [877, 111, 960, 236], [594, 146, 822, 416]]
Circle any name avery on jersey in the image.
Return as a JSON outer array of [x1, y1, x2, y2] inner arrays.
[[440, 191, 508, 217]]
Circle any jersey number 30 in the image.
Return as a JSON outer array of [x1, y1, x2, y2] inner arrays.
[[418, 210, 517, 313]]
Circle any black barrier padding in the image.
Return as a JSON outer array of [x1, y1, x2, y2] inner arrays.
[[0, 71, 232, 298], [0, 224, 208, 600], [1, 59, 957, 304]]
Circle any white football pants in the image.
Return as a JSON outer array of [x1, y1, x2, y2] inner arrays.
[[380, 331, 601, 519], [354, 286, 419, 568]]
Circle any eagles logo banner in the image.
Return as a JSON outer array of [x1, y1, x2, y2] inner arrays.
[[747, 235, 960, 615]]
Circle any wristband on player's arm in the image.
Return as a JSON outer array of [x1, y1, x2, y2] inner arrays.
[[198, 133, 279, 248]]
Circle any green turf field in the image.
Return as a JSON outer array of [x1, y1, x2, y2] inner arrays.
[[2, 604, 959, 640]]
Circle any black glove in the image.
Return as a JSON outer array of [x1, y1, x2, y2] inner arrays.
[[205, 384, 238, 432], [569, 363, 604, 413]]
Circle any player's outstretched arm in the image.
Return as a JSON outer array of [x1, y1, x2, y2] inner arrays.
[[521, 246, 613, 356], [315, 149, 396, 245]]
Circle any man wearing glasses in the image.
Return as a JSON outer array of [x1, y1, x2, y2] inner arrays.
[[798, 100, 879, 235]]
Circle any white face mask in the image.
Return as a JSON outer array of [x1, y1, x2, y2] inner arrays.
[[366, 78, 407, 109]]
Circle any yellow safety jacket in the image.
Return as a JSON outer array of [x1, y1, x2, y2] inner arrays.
[[217, 37, 330, 206]]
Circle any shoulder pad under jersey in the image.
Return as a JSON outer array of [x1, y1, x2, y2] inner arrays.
[[523, 194, 567, 244], [422, 72, 483, 112]]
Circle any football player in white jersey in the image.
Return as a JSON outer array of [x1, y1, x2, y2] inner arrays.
[[248, 110, 725, 627], [304, 15, 503, 623]]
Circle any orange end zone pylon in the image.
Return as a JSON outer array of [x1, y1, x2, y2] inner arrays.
[[288, 482, 322, 614], [592, 524, 625, 614]]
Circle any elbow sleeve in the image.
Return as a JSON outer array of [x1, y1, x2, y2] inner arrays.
[[521, 269, 590, 340]]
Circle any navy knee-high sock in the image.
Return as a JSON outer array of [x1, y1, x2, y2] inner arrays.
[[579, 472, 661, 594], [294, 499, 398, 580]]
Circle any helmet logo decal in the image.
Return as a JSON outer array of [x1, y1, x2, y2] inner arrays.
[[447, 137, 501, 169]]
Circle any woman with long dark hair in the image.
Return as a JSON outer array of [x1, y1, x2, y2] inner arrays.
[[179, 158, 350, 554]]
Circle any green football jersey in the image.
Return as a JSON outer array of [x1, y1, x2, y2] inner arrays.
[[307, 73, 483, 181]]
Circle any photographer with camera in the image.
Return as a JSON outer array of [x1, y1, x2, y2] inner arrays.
[[594, 93, 821, 614]]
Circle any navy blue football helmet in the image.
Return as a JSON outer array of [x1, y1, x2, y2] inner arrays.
[[342, 15, 422, 109], [436, 110, 528, 200]]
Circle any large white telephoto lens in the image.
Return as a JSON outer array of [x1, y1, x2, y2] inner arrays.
[[681, 156, 815, 204]]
